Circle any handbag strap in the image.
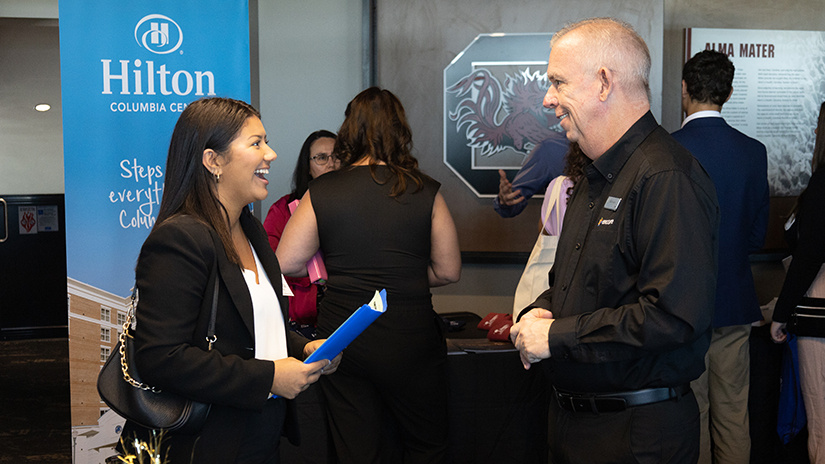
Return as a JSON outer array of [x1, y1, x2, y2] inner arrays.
[[120, 248, 221, 390], [119, 288, 157, 392], [206, 263, 220, 350], [205, 234, 220, 350], [540, 176, 568, 231]]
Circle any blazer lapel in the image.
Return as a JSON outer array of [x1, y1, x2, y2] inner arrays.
[[210, 228, 257, 339], [210, 211, 291, 340], [241, 211, 290, 322]]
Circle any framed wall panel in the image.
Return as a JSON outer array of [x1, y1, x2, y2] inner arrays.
[[377, 0, 664, 255]]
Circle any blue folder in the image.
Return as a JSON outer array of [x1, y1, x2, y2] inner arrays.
[[304, 289, 387, 364]]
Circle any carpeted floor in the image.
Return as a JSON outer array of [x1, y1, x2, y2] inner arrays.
[[0, 338, 72, 463]]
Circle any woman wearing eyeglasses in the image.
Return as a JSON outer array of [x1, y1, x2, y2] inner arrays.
[[264, 130, 340, 337]]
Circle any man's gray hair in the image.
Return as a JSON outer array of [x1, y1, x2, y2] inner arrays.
[[551, 17, 651, 102]]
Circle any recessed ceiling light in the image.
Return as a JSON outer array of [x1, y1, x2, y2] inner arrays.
[[35, 104, 51, 112]]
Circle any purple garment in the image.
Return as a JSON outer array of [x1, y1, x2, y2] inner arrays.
[[540, 176, 573, 236]]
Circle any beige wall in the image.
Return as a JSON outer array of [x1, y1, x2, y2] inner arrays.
[[256, 0, 364, 218], [0, 17, 62, 194]]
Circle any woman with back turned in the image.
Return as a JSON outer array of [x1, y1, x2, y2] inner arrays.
[[278, 87, 461, 463]]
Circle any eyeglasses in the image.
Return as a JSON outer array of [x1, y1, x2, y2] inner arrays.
[[310, 153, 339, 165]]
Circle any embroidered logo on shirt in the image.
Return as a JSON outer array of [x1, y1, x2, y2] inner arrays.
[[604, 196, 622, 211], [597, 217, 615, 226]]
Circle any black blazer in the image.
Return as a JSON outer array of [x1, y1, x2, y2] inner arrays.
[[122, 209, 307, 462], [774, 168, 825, 323]]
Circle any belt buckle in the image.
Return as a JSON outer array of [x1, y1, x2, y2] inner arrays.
[[556, 391, 593, 412], [555, 391, 578, 412], [573, 396, 597, 413], [594, 396, 627, 412], [556, 391, 627, 413]]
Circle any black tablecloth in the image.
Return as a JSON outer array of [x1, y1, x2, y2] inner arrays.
[[281, 316, 550, 464]]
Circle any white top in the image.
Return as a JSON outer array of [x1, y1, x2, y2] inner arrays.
[[681, 110, 722, 128], [242, 243, 288, 361]]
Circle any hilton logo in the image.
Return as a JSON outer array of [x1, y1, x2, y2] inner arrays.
[[134, 14, 183, 55], [101, 13, 215, 98]]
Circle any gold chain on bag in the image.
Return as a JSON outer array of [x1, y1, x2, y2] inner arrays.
[[119, 287, 161, 393]]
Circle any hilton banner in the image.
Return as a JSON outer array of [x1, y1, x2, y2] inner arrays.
[[60, 0, 251, 296], [58, 1, 250, 461]]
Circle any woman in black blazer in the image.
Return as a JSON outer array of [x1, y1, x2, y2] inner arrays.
[[771, 101, 825, 464], [118, 98, 339, 463]]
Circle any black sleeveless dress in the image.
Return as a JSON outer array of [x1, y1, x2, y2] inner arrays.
[[310, 165, 448, 463]]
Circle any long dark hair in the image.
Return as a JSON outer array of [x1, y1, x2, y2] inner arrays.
[[154, 97, 260, 264], [289, 130, 337, 202], [334, 87, 423, 197], [562, 142, 588, 200]]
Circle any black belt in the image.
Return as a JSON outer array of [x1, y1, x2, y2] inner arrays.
[[554, 384, 691, 413]]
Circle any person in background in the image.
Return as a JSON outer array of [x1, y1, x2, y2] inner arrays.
[[671, 49, 769, 464], [510, 18, 719, 464], [119, 98, 338, 463], [771, 101, 825, 464], [537, 142, 586, 236], [277, 87, 461, 464], [512, 142, 585, 336], [264, 130, 339, 338], [495, 133, 568, 217]]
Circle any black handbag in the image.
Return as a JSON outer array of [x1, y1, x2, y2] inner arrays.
[[785, 256, 825, 338], [788, 297, 825, 338], [97, 276, 220, 434]]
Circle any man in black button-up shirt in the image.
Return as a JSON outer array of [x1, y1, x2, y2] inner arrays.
[[510, 18, 719, 464]]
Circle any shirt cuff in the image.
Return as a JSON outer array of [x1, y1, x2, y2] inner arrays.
[[546, 315, 578, 361]]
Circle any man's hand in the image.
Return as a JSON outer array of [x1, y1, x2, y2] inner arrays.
[[510, 308, 554, 370], [498, 169, 525, 206]]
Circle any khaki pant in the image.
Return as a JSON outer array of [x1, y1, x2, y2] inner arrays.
[[798, 336, 825, 464], [691, 324, 751, 464]]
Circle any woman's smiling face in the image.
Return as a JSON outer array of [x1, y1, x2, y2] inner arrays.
[[216, 116, 277, 208]]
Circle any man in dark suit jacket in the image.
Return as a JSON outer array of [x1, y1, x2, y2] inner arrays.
[[672, 49, 770, 464]]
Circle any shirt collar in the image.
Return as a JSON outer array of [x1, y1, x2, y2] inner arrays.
[[681, 110, 722, 128], [591, 111, 658, 183]]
